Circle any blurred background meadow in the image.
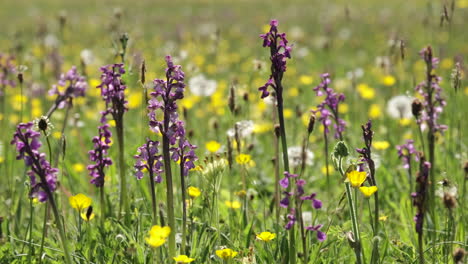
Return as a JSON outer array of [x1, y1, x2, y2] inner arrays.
[[0, 0, 467, 263]]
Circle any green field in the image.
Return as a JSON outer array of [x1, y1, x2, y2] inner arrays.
[[0, 0, 467, 263]]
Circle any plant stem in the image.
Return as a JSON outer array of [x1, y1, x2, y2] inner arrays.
[[27, 198, 34, 263], [418, 231, 424, 264], [100, 186, 105, 230], [340, 157, 362, 264], [48, 194, 72, 264], [346, 182, 363, 264], [162, 108, 176, 258], [276, 89, 295, 264], [180, 158, 187, 254], [149, 173, 157, 225], [324, 131, 330, 194], [116, 120, 128, 220], [38, 202, 48, 264]]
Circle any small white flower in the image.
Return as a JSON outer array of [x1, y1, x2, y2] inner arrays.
[[287, 146, 314, 168], [302, 211, 312, 227], [386, 95, 413, 119], [188, 74, 217, 97], [80, 49, 94, 65], [33, 116, 54, 136]]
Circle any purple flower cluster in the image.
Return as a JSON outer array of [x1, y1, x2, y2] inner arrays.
[[87, 124, 113, 187], [414, 47, 447, 133], [258, 19, 292, 99], [48, 66, 87, 109], [396, 139, 419, 169], [312, 73, 346, 140], [139, 55, 197, 179], [11, 122, 58, 202], [97, 63, 128, 122], [134, 139, 163, 183], [411, 158, 431, 234], [0, 53, 17, 91], [171, 139, 197, 176], [279, 171, 325, 241]]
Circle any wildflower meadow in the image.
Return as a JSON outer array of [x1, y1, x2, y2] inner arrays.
[[0, 0, 467, 263]]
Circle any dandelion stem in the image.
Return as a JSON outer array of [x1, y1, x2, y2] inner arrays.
[[340, 157, 363, 264]]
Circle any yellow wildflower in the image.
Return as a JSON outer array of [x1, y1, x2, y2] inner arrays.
[[69, 193, 92, 212], [373, 141, 390, 150], [235, 190, 247, 197], [359, 186, 378, 197], [72, 163, 85, 173], [173, 255, 195, 263], [321, 165, 334, 175], [346, 170, 367, 188], [287, 87, 299, 97], [187, 186, 201, 199], [357, 83, 375, 100], [299, 75, 314, 85], [339, 103, 349, 114], [236, 154, 251, 165], [216, 248, 238, 260], [146, 225, 171, 248], [206, 140, 221, 153], [225, 201, 241, 209], [283, 108, 294, 119], [127, 92, 142, 109], [381, 75, 396, 86], [81, 208, 95, 222], [379, 215, 388, 221], [368, 104, 381, 119], [399, 118, 411, 126], [256, 231, 276, 242]]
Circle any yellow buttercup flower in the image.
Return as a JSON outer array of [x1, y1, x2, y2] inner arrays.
[[379, 215, 388, 221], [368, 104, 381, 119], [146, 225, 171, 248], [206, 140, 221, 153], [69, 193, 92, 212], [300, 75, 314, 85], [359, 186, 378, 197], [381, 75, 396, 86], [173, 255, 195, 263], [225, 200, 241, 209], [187, 186, 201, 199], [72, 163, 85, 173], [236, 154, 251, 165], [321, 165, 334, 175], [357, 83, 375, 100], [399, 118, 411, 126], [256, 231, 276, 242], [346, 170, 367, 188], [373, 141, 390, 150], [81, 210, 95, 222], [216, 248, 238, 260]]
